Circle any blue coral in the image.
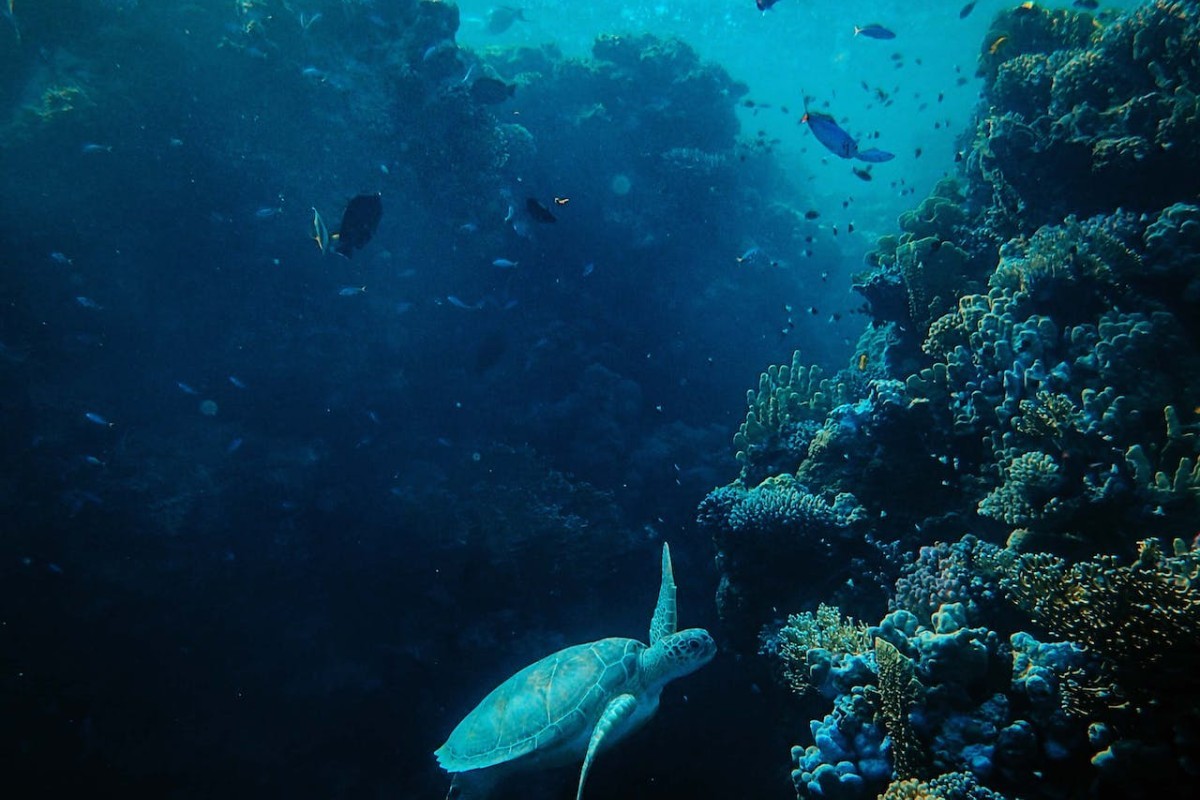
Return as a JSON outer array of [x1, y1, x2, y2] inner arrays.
[[792, 692, 892, 800]]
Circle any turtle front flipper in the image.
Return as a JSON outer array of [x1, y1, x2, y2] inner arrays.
[[649, 543, 677, 645], [576, 692, 638, 800]]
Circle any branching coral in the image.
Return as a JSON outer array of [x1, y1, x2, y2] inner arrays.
[[733, 350, 854, 482], [978, 451, 1066, 526], [777, 604, 872, 695], [1000, 538, 1200, 673], [874, 637, 928, 781]]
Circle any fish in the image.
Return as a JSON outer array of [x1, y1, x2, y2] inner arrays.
[[311, 207, 330, 253], [227, 437, 244, 454], [470, 76, 515, 105], [756, 0, 782, 10], [854, 24, 896, 40], [81, 143, 113, 154], [485, 6, 526, 34], [1073, 0, 1099, 8], [447, 295, 484, 310], [255, 206, 281, 219], [177, 382, 199, 395], [858, 354, 869, 370], [525, 197, 556, 224], [492, 258, 518, 268], [333, 193, 382, 258], [801, 108, 894, 163], [804, 210, 820, 220], [338, 286, 367, 296], [737, 247, 762, 264], [989, 35, 1008, 55], [852, 166, 873, 181], [75, 296, 102, 310], [84, 412, 113, 427], [581, 262, 595, 277], [50, 251, 72, 265], [959, 2, 977, 18], [228, 375, 247, 389]]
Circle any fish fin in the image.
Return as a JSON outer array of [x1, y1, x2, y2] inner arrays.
[[856, 148, 895, 163]]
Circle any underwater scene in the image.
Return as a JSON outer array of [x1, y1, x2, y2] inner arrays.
[[3, 0, 1199, 798]]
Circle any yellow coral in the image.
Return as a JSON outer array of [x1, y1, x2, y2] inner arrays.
[[1002, 539, 1200, 671], [733, 350, 851, 471], [777, 604, 871, 694], [874, 638, 926, 781]]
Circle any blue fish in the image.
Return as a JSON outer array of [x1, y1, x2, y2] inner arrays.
[[801, 108, 894, 163], [84, 412, 112, 427], [854, 24, 896, 40], [492, 258, 518, 268]]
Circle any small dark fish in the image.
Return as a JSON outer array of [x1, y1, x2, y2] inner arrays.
[[756, 0, 782, 10], [854, 24, 896, 40], [470, 76, 515, 105], [804, 210, 820, 220], [526, 197, 556, 224], [959, 1, 977, 18], [334, 193, 383, 258], [852, 166, 873, 181], [1073, 0, 1099, 8], [485, 6, 526, 35]]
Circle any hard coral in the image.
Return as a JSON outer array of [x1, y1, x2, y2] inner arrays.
[[1000, 538, 1200, 674]]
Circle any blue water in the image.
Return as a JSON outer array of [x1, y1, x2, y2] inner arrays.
[[0, 1, 1183, 799]]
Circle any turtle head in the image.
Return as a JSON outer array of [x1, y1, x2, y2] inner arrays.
[[643, 627, 716, 687]]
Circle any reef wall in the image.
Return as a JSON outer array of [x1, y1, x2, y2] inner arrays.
[[699, 3, 1200, 798]]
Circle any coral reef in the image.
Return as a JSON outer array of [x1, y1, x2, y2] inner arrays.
[[972, 1, 1200, 230], [773, 604, 873, 697], [733, 351, 856, 485], [699, 4, 1200, 797]]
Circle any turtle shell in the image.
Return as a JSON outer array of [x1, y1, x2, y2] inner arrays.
[[435, 637, 643, 772]]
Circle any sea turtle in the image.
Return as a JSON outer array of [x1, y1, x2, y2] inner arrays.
[[435, 543, 716, 799]]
